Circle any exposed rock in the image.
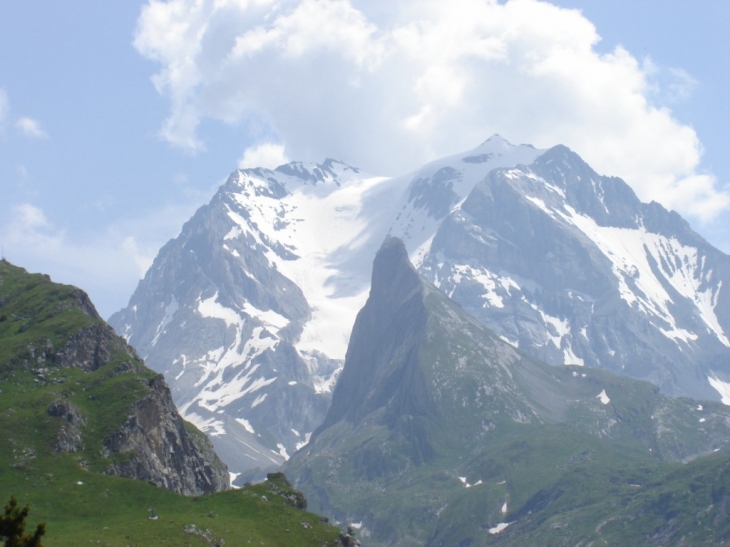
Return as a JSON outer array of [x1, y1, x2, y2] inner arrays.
[[264, 472, 307, 509], [103, 374, 229, 495], [54, 324, 117, 372], [47, 399, 85, 453]]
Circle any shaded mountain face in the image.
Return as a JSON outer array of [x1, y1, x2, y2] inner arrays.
[[0, 260, 229, 496], [110, 135, 730, 478], [285, 238, 730, 546]]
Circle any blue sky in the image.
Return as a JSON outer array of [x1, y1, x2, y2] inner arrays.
[[1, 0, 728, 318]]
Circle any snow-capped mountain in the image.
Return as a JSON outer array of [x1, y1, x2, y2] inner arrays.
[[110, 135, 730, 477], [412, 145, 730, 402]]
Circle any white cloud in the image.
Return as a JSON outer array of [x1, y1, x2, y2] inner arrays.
[[238, 142, 289, 169], [15, 117, 49, 139], [134, 0, 729, 221], [643, 59, 698, 105]]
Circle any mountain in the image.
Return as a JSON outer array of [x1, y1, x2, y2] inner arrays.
[[0, 259, 229, 495], [0, 260, 351, 546], [108, 136, 545, 478], [284, 238, 730, 546], [411, 144, 730, 401], [110, 135, 730, 478]]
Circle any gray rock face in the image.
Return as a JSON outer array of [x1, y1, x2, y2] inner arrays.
[[56, 312, 230, 496], [317, 238, 431, 433], [47, 399, 85, 453], [103, 374, 229, 496]]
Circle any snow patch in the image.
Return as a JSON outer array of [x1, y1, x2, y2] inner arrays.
[[489, 522, 511, 535], [709, 376, 730, 405], [151, 297, 178, 346], [596, 389, 610, 405], [184, 411, 226, 437], [235, 418, 255, 434], [312, 367, 340, 395], [563, 343, 584, 366], [251, 393, 267, 408], [448, 264, 520, 309], [198, 292, 242, 328], [458, 477, 482, 488], [295, 432, 312, 451], [276, 443, 290, 460], [499, 335, 519, 348], [242, 302, 289, 333]]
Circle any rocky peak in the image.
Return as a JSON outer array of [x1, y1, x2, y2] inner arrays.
[[369, 237, 424, 319], [274, 158, 360, 185], [316, 237, 432, 432]]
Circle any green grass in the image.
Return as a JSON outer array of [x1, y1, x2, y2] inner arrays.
[[0, 457, 341, 546]]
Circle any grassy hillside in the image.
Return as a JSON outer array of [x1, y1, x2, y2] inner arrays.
[[0, 260, 343, 546], [0, 461, 342, 546]]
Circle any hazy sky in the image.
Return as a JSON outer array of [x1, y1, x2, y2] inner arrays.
[[1, 0, 728, 318]]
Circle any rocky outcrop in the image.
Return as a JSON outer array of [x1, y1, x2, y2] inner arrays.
[[54, 324, 116, 372], [316, 237, 432, 434], [103, 374, 229, 495], [47, 399, 85, 453]]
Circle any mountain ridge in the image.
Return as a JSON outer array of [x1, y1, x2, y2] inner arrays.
[[110, 135, 730, 478]]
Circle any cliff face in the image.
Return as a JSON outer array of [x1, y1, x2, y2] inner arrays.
[[103, 374, 228, 495], [0, 259, 229, 496], [315, 237, 432, 435]]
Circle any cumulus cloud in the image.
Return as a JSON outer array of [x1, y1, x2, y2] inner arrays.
[[15, 117, 49, 139], [238, 142, 289, 169], [134, 0, 729, 221]]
